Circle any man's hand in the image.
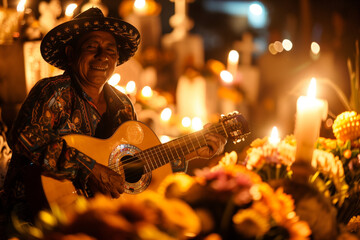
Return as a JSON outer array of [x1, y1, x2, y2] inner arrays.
[[195, 123, 227, 159], [86, 163, 124, 198]]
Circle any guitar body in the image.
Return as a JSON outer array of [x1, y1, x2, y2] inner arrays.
[[41, 121, 172, 209], [41, 112, 249, 210]]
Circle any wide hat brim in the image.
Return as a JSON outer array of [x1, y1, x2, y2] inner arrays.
[[40, 8, 141, 70]]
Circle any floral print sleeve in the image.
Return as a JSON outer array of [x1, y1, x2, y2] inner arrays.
[[9, 74, 96, 183]]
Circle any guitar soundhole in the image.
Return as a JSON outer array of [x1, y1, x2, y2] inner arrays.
[[121, 155, 144, 183]]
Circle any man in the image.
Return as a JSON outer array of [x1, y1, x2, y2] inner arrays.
[[2, 7, 226, 237]]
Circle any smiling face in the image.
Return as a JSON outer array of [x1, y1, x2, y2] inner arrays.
[[69, 31, 119, 89]]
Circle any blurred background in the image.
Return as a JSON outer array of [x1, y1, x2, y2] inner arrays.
[[0, 0, 359, 154]]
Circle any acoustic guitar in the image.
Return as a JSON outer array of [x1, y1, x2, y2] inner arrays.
[[41, 112, 250, 209]]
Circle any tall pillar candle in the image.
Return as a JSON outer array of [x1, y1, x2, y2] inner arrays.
[[294, 78, 327, 163], [227, 50, 239, 81]]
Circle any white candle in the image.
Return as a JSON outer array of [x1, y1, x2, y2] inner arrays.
[[227, 50, 239, 80], [294, 78, 328, 163]]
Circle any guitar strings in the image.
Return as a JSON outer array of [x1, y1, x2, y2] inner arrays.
[[106, 125, 222, 180], [106, 123, 224, 169], [104, 124, 232, 179]]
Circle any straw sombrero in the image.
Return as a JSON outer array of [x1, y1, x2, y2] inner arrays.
[[40, 7, 140, 70]]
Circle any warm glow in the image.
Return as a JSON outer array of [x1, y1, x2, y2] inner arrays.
[[269, 126, 280, 145], [228, 50, 239, 64], [134, 0, 147, 14], [134, 0, 146, 9], [17, 0, 26, 12], [182, 117, 191, 128], [160, 135, 171, 143], [126, 81, 136, 94], [115, 85, 126, 94], [273, 41, 283, 53], [220, 70, 233, 83], [249, 3, 263, 15], [191, 117, 203, 131], [311, 42, 320, 55], [65, 3, 78, 17], [141, 86, 153, 98], [108, 73, 121, 86], [268, 43, 277, 55], [282, 39, 293, 51], [307, 78, 317, 98], [161, 108, 172, 121]]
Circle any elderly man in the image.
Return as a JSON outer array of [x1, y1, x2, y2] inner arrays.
[[2, 7, 226, 237]]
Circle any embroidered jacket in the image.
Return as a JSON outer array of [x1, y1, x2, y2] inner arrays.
[[5, 71, 136, 206]]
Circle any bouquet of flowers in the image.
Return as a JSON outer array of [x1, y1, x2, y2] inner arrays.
[[13, 191, 201, 240], [244, 135, 296, 181], [158, 152, 311, 240], [14, 152, 312, 240]]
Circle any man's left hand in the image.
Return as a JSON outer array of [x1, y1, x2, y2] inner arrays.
[[195, 123, 227, 159]]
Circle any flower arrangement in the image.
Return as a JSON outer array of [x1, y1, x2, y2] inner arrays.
[[244, 135, 296, 181], [14, 191, 201, 240], [158, 152, 311, 240], [244, 134, 349, 211], [13, 152, 312, 240], [314, 112, 360, 224]]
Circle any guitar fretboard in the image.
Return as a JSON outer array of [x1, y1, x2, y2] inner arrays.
[[135, 122, 227, 173]]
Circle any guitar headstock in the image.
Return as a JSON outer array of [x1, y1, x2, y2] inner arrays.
[[220, 111, 250, 144]]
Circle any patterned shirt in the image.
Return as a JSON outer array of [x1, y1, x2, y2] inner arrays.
[[4, 71, 136, 215]]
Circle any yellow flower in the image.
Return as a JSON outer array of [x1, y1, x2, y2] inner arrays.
[[232, 209, 270, 238], [162, 198, 201, 238], [347, 215, 360, 233], [254, 183, 311, 240], [249, 137, 268, 148], [284, 219, 312, 240], [138, 191, 201, 238], [203, 233, 223, 240], [217, 151, 238, 167], [157, 172, 196, 197]]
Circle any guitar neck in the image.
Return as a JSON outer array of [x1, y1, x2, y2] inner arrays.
[[137, 122, 227, 173]]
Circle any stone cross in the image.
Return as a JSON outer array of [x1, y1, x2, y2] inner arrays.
[[169, 0, 194, 40], [234, 32, 257, 65]]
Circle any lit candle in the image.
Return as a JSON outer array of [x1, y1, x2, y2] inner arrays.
[[269, 126, 280, 146], [65, 3, 78, 18], [160, 107, 172, 122], [227, 50, 239, 80], [294, 78, 328, 163], [141, 86, 153, 98], [133, 0, 147, 15], [17, 0, 26, 34], [220, 70, 233, 84]]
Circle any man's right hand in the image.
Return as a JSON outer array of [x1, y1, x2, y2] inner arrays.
[[86, 163, 124, 198]]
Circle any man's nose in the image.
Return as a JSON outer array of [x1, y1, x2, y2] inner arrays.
[[95, 48, 108, 60]]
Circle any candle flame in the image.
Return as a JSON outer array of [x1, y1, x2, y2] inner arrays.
[[17, 0, 26, 12], [191, 117, 203, 131], [160, 135, 171, 143], [269, 126, 280, 145], [307, 78, 317, 98], [228, 50, 239, 63], [108, 73, 121, 86], [65, 3, 78, 17], [182, 117, 191, 128], [161, 108, 172, 121], [126, 81, 136, 94], [134, 0, 146, 10], [141, 86, 153, 98], [220, 70, 233, 83]]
